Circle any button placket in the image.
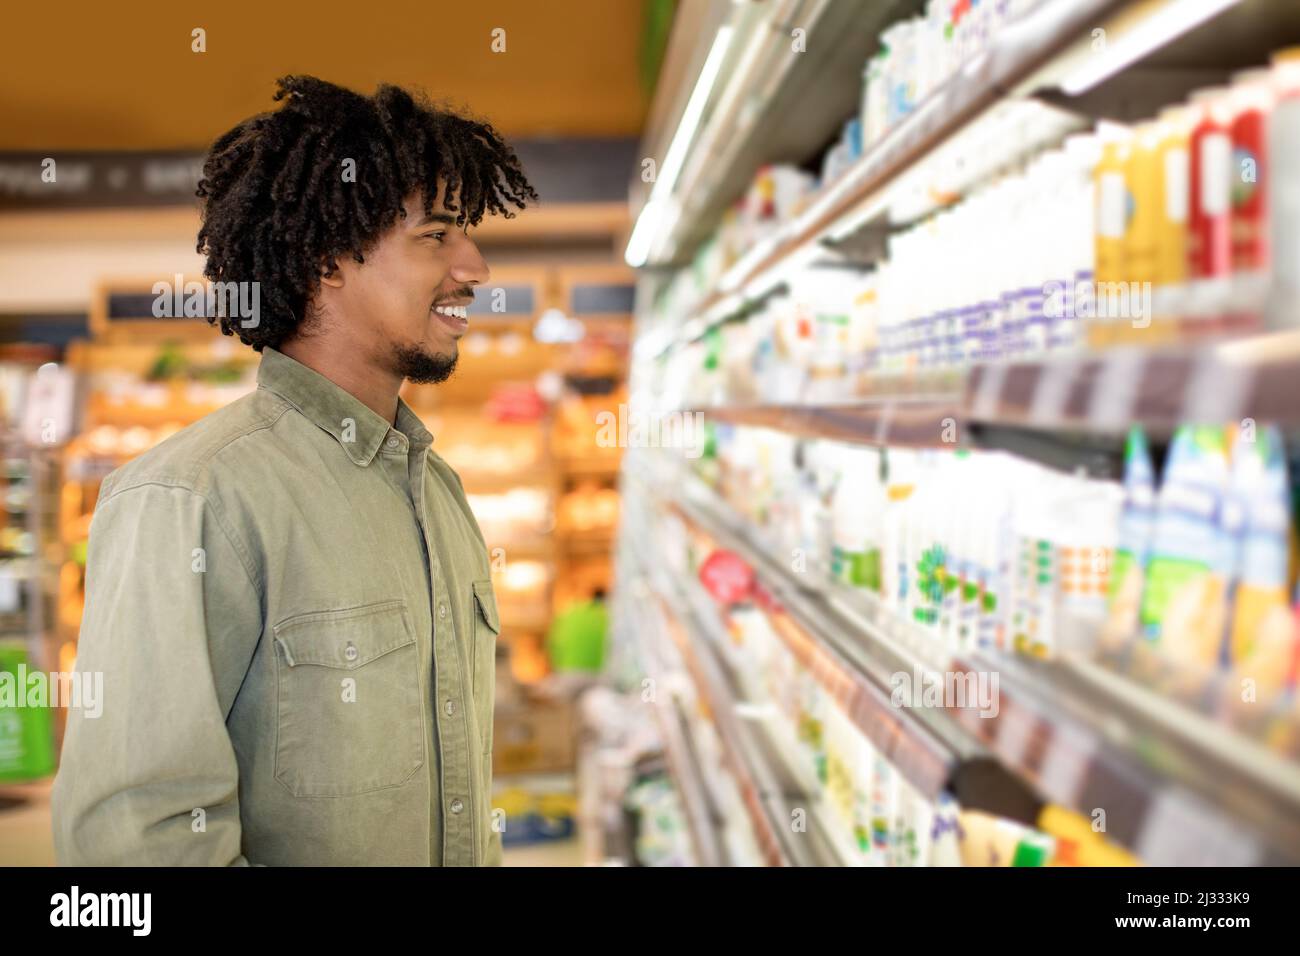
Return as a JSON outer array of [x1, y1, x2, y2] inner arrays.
[[413, 448, 474, 865]]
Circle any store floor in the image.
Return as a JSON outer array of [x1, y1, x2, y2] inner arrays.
[[0, 779, 583, 866]]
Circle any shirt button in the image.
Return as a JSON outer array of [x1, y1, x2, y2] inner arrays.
[[386, 436, 400, 449], [344, 642, 358, 662], [450, 798, 464, 814], [444, 699, 456, 716], [438, 603, 447, 619]]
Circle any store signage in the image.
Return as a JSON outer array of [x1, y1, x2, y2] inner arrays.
[[0, 152, 205, 209]]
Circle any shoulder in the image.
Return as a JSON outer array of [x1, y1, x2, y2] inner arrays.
[[96, 387, 296, 507]]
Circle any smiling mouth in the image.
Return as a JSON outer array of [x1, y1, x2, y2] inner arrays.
[[430, 301, 470, 337]]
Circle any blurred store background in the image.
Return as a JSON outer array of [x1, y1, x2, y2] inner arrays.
[[5, 0, 1300, 867], [0, 0, 663, 867]]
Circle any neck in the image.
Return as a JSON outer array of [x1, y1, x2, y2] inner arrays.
[[278, 336, 401, 424]]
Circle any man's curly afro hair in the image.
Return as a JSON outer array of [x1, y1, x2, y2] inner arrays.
[[195, 75, 538, 351]]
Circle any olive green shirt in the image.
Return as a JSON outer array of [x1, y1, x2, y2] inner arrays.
[[51, 346, 503, 866]]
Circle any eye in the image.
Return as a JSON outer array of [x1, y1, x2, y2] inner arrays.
[[420, 231, 447, 244]]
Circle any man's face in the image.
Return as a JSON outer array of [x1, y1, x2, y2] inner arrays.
[[327, 189, 490, 383]]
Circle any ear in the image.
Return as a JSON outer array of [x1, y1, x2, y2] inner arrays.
[[319, 257, 345, 289]]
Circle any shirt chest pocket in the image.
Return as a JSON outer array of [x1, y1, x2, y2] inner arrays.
[[471, 580, 500, 757], [272, 600, 424, 797]]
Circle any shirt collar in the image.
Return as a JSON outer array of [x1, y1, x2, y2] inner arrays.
[[256, 346, 433, 466]]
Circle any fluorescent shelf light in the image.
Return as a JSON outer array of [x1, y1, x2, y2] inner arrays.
[[1060, 0, 1241, 95], [625, 198, 664, 268], [625, 25, 735, 268]]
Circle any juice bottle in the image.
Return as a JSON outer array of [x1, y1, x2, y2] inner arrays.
[[1225, 426, 1294, 698], [1056, 476, 1123, 659], [881, 448, 918, 612], [1152, 106, 1192, 335], [1121, 122, 1163, 344], [832, 445, 884, 590], [1090, 126, 1132, 348], [1267, 47, 1300, 330], [1228, 68, 1276, 329], [1187, 88, 1234, 333], [1104, 426, 1157, 651], [1140, 426, 1230, 668]]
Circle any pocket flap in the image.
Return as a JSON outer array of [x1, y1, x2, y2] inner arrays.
[[273, 600, 413, 669], [472, 580, 501, 634]]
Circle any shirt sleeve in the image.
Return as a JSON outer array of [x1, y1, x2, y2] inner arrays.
[[51, 480, 264, 865]]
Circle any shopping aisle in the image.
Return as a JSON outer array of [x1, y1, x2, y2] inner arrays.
[[600, 0, 1300, 867], [3, 0, 1300, 878]]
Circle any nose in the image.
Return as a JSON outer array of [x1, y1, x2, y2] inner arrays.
[[450, 235, 490, 287]]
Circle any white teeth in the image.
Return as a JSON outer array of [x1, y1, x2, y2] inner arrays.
[[432, 305, 467, 319]]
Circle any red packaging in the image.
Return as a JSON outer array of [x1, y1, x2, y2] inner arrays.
[[1229, 71, 1275, 273]]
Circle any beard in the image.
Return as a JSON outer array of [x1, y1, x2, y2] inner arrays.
[[393, 344, 458, 384]]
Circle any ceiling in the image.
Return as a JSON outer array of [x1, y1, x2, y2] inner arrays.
[[0, 0, 657, 150]]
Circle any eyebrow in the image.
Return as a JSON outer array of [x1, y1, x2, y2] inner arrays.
[[412, 212, 458, 227]]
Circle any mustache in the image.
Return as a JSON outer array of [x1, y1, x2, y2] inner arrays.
[[435, 287, 476, 303]]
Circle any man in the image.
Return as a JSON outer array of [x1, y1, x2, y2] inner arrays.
[[51, 75, 537, 865]]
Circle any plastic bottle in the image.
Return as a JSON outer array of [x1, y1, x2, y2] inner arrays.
[[1055, 475, 1123, 659], [1225, 427, 1294, 696], [1267, 47, 1300, 330], [1103, 426, 1157, 650], [868, 752, 897, 866], [832, 446, 885, 591], [1121, 122, 1163, 343], [1091, 126, 1132, 348], [974, 454, 1014, 652], [1228, 68, 1276, 326], [1187, 87, 1235, 330], [1140, 426, 1231, 667], [1152, 105, 1193, 328], [881, 448, 919, 612], [1011, 464, 1057, 658]]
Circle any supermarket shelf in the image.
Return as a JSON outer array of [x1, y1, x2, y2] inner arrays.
[[625, 522, 843, 866], [656, 0, 928, 264], [666, 466, 1300, 865], [963, 331, 1300, 435], [653, 471, 1013, 807], [649, 583, 841, 867], [642, 0, 1134, 358], [649, 691, 729, 868], [698, 395, 965, 449], [689, 331, 1300, 467], [622, 575, 729, 867], [639, 0, 1300, 364]]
